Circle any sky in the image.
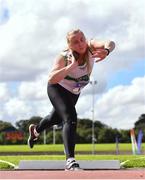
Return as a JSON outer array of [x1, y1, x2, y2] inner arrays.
[[0, 0, 145, 130]]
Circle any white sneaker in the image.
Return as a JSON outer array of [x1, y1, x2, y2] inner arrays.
[[65, 159, 83, 171]]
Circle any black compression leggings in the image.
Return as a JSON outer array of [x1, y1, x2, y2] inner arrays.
[[36, 83, 79, 159]]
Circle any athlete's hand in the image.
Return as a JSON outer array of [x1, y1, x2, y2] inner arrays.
[[67, 55, 78, 69], [91, 49, 108, 62]]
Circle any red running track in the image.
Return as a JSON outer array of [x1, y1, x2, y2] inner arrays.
[[0, 169, 145, 179]]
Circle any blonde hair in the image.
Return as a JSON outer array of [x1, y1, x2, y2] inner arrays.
[[66, 29, 91, 74], [66, 29, 85, 44]]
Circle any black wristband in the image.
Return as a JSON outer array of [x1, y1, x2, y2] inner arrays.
[[104, 48, 110, 56]]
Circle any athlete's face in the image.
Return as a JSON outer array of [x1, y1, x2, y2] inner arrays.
[[68, 32, 87, 54]]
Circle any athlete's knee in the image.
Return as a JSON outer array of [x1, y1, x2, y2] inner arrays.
[[63, 113, 77, 125]]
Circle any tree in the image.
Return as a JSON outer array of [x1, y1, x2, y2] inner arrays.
[[97, 128, 119, 143], [119, 129, 130, 143], [134, 114, 145, 142], [0, 121, 22, 145], [15, 116, 43, 132], [0, 120, 16, 132], [15, 116, 43, 144], [134, 114, 145, 129]]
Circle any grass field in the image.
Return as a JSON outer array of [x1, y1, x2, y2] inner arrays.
[[1, 143, 144, 152], [0, 144, 145, 169], [1, 155, 145, 169]]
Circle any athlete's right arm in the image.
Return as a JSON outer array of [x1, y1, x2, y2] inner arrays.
[[48, 54, 78, 84]]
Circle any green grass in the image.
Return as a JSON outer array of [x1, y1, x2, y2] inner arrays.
[[1, 143, 143, 152], [0, 155, 145, 169], [0, 144, 145, 169]]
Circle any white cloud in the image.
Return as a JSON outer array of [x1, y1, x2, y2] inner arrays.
[[0, 0, 144, 81], [0, 73, 53, 122], [4, 97, 33, 121], [0, 0, 145, 129], [0, 83, 10, 101], [91, 76, 145, 129], [18, 74, 48, 100], [0, 76, 144, 129]]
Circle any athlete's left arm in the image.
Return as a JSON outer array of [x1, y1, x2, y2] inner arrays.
[[88, 39, 115, 62]]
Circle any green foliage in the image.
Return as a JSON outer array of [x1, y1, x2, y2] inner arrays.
[[76, 128, 92, 143], [119, 130, 130, 143], [0, 121, 16, 132], [98, 128, 116, 143], [15, 116, 43, 132], [135, 114, 145, 128], [77, 118, 92, 128], [134, 114, 145, 142], [0, 113, 144, 144], [0, 143, 137, 152]]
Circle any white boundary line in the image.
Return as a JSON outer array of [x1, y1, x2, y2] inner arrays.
[[0, 160, 17, 168], [121, 156, 145, 166]]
